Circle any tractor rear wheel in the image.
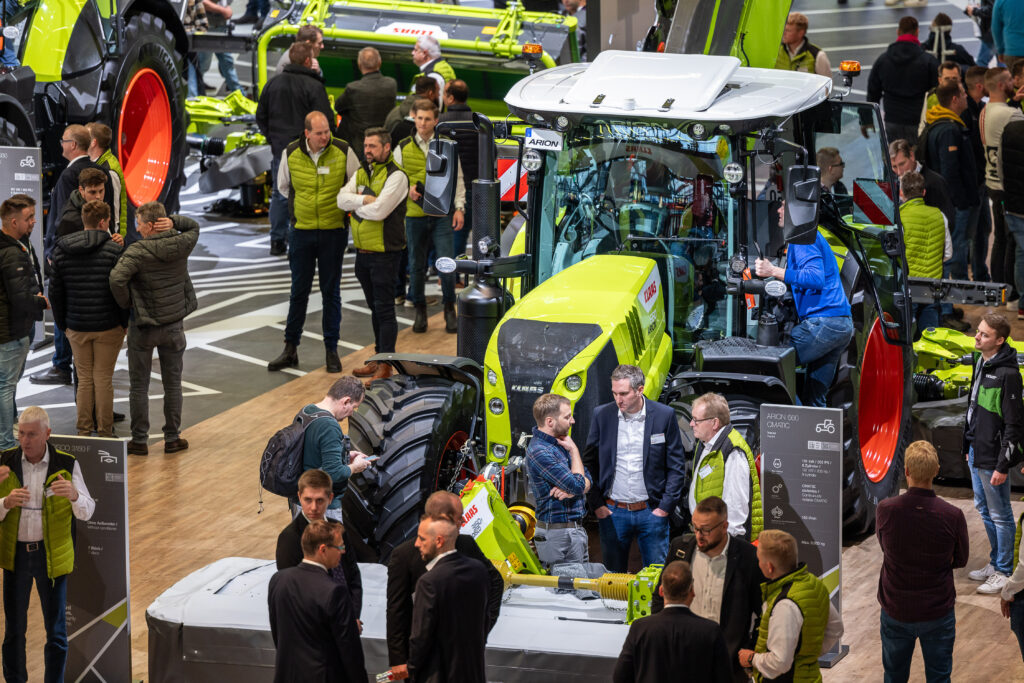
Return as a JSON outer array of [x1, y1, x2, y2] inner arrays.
[[107, 12, 187, 212], [344, 373, 479, 563]]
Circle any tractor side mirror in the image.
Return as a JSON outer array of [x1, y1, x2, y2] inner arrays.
[[784, 165, 821, 245], [424, 138, 458, 217]]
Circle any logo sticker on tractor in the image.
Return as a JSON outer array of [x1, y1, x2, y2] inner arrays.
[[374, 22, 449, 40], [460, 486, 495, 537], [524, 128, 564, 151], [638, 268, 659, 312]]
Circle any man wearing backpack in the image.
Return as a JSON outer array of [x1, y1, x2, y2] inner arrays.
[[299, 376, 373, 516]]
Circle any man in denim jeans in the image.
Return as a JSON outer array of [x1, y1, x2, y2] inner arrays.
[[755, 204, 854, 407], [963, 313, 1024, 594]]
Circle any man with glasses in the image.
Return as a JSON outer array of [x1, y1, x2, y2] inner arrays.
[[652, 496, 763, 683], [268, 519, 366, 683], [687, 393, 762, 541]]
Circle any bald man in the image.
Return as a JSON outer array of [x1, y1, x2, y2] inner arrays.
[[268, 110, 360, 375], [386, 491, 503, 678]]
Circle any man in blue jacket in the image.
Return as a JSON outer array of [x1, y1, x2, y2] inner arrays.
[[993, 0, 1024, 68], [755, 207, 854, 408], [584, 364, 687, 572]]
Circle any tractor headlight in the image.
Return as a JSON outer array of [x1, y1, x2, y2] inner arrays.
[[564, 374, 583, 392], [489, 398, 505, 415], [723, 162, 744, 185], [522, 149, 543, 172], [554, 115, 570, 131], [492, 443, 507, 459], [487, 368, 498, 386]]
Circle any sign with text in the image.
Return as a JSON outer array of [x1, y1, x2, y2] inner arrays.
[[760, 404, 847, 664], [49, 435, 131, 682], [0, 146, 43, 341]]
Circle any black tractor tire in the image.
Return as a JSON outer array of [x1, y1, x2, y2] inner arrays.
[[830, 300, 914, 537], [103, 12, 187, 213], [344, 373, 479, 563]]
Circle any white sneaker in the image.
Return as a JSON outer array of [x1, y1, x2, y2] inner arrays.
[[969, 563, 996, 581], [884, 0, 903, 6], [977, 572, 1009, 594]]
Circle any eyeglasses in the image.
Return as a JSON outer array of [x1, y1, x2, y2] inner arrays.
[[60, 139, 73, 144], [325, 544, 345, 552], [832, 161, 845, 168], [689, 520, 726, 536], [690, 416, 716, 423]]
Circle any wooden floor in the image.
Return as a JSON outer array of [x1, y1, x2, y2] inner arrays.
[[17, 305, 1024, 682]]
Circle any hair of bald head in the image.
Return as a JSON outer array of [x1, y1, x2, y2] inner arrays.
[[358, 46, 382, 71], [424, 490, 462, 524], [305, 110, 329, 131], [64, 124, 90, 151], [421, 513, 459, 544], [661, 561, 693, 601]]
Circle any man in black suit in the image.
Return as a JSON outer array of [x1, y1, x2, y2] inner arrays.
[[613, 560, 731, 683], [387, 491, 503, 679], [584, 363, 687, 571], [267, 520, 366, 683], [408, 512, 492, 683], [652, 496, 764, 683], [275, 469, 362, 618]]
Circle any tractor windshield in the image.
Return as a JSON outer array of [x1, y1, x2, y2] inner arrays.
[[531, 121, 738, 350]]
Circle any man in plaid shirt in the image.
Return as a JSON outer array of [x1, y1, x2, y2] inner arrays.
[[526, 393, 592, 567]]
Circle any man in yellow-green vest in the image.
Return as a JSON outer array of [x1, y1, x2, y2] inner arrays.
[[411, 35, 456, 111], [0, 406, 96, 682], [269, 111, 360, 375], [898, 170, 951, 337], [738, 530, 843, 682], [86, 122, 131, 242], [688, 392, 763, 542], [775, 12, 832, 78], [337, 127, 409, 384], [393, 99, 465, 334]]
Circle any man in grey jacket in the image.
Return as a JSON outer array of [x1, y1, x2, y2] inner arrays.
[[109, 202, 199, 456]]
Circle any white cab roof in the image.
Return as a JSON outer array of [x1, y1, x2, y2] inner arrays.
[[505, 51, 833, 124]]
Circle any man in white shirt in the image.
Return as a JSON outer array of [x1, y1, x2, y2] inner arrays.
[[688, 392, 762, 541], [0, 406, 96, 682]]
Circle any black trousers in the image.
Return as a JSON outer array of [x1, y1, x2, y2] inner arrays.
[[355, 250, 401, 353]]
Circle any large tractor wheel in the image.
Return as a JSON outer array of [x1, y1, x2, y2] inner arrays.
[[343, 374, 479, 563], [106, 12, 187, 212], [830, 306, 914, 537]]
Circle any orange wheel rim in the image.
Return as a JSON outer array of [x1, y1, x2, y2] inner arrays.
[[858, 318, 903, 483], [119, 68, 172, 205]]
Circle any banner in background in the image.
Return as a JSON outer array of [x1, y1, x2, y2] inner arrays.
[[49, 435, 131, 682]]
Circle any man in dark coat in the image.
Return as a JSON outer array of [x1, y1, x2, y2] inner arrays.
[[868, 16, 940, 145], [255, 41, 335, 256], [387, 491, 503, 679], [614, 560, 731, 683], [267, 519, 366, 683], [439, 79, 479, 269], [408, 512, 491, 683], [335, 47, 396, 159], [651, 496, 764, 683]]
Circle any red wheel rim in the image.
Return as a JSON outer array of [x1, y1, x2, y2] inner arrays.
[[858, 317, 903, 483], [118, 68, 172, 205]]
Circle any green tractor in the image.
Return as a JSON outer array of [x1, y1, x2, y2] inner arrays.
[[0, 0, 189, 211], [341, 48, 920, 563]]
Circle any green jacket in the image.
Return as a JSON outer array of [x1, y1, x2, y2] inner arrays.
[[397, 136, 427, 218], [286, 137, 350, 231], [96, 149, 128, 237], [414, 58, 456, 87], [754, 564, 831, 683], [775, 39, 821, 73], [0, 445, 78, 579], [900, 197, 946, 278], [693, 427, 763, 540], [351, 155, 407, 252]]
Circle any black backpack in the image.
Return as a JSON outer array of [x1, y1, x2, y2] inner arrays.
[[259, 408, 334, 500]]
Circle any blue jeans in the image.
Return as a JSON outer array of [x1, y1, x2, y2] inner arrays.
[[977, 40, 1000, 68], [190, 50, 243, 97], [286, 228, 347, 349], [598, 506, 670, 572], [2, 543, 69, 683], [0, 0, 19, 67], [406, 215, 455, 305], [244, 0, 270, 17], [945, 207, 972, 280], [789, 315, 854, 407], [969, 446, 1015, 574], [880, 607, 955, 683], [969, 187, 992, 281], [913, 303, 941, 340], [0, 336, 29, 450], [51, 325, 72, 374], [1004, 212, 1024, 302], [268, 152, 291, 246], [1011, 595, 1024, 662]]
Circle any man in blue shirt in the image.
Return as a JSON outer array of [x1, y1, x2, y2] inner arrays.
[[755, 204, 854, 407], [526, 393, 592, 567]]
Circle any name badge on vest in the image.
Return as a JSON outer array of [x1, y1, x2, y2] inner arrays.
[[318, 166, 330, 175], [699, 464, 714, 479], [650, 433, 665, 444]]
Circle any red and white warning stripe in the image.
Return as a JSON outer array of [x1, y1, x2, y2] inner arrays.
[[852, 179, 894, 226], [497, 158, 529, 202]]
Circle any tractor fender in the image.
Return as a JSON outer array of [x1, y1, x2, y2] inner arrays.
[[670, 370, 796, 406]]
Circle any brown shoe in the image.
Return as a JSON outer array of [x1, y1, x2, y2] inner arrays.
[[352, 361, 380, 377], [364, 362, 393, 387]]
